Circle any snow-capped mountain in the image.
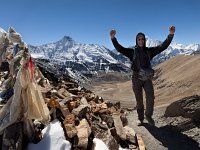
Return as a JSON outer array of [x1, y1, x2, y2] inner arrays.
[[28, 36, 130, 82], [28, 36, 200, 81], [145, 37, 200, 65], [30, 36, 122, 63]]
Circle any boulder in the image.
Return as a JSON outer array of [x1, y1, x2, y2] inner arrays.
[[165, 95, 200, 125]]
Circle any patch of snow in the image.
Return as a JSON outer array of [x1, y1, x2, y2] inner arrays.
[[27, 119, 71, 150]]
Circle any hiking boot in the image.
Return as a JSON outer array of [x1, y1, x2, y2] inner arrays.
[[136, 119, 144, 126], [146, 116, 155, 126]]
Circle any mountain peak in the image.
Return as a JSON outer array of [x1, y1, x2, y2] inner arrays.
[[53, 35, 75, 50], [63, 36, 72, 40], [61, 36, 74, 43]]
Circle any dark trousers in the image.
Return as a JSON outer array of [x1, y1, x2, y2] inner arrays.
[[132, 77, 155, 121]]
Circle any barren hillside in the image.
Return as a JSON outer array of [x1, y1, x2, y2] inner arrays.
[[154, 55, 200, 106], [90, 55, 200, 108]]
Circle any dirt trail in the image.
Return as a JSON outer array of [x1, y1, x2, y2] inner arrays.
[[127, 106, 200, 150]]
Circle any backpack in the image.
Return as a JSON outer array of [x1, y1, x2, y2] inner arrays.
[[131, 47, 154, 81]]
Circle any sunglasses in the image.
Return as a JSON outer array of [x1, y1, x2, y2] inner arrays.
[[137, 38, 144, 41]]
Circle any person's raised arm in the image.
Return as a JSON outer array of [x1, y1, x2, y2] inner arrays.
[[110, 29, 133, 60], [148, 26, 175, 58]]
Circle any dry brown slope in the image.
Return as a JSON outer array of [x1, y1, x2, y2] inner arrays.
[[91, 55, 200, 107], [154, 55, 200, 106], [91, 81, 135, 109]]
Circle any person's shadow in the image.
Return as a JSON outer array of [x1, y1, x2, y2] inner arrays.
[[143, 123, 200, 150]]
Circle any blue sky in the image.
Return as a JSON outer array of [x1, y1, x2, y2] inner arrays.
[[0, 0, 200, 49]]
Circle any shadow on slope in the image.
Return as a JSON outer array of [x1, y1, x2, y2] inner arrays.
[[144, 123, 200, 150]]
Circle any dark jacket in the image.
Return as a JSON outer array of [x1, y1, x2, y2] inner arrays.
[[111, 34, 174, 73]]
